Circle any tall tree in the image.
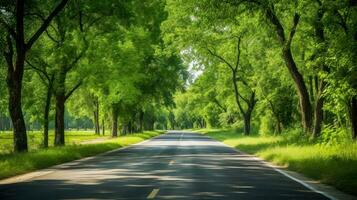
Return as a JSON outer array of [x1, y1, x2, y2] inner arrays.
[[0, 0, 69, 152], [207, 37, 257, 135]]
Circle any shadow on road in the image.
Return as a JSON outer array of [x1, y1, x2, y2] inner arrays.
[[0, 132, 328, 200]]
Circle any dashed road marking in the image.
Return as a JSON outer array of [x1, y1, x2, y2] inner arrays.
[[147, 188, 160, 199]]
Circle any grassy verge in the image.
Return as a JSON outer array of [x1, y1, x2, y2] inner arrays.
[[197, 129, 357, 196], [0, 130, 109, 154], [0, 130, 163, 180]]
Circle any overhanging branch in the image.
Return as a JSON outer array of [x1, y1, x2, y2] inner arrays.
[[26, 0, 70, 50], [65, 81, 82, 101], [206, 47, 235, 71], [25, 60, 50, 82]]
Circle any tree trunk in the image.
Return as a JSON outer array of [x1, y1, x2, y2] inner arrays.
[[8, 72, 28, 152], [96, 99, 100, 134], [147, 120, 154, 131], [243, 113, 251, 135], [276, 119, 282, 134], [93, 111, 98, 134], [313, 79, 326, 137], [282, 47, 313, 133], [102, 119, 105, 135], [232, 71, 242, 112], [313, 96, 324, 137], [54, 93, 65, 146], [349, 96, 357, 140], [312, 7, 328, 137], [93, 98, 99, 134], [7, 55, 29, 152], [5, 2, 28, 152], [243, 93, 256, 136], [197, 119, 203, 128], [122, 125, 127, 135], [54, 68, 66, 146], [139, 110, 144, 132], [111, 105, 118, 137], [3, 0, 69, 152], [268, 100, 282, 134], [266, 10, 313, 133], [308, 76, 314, 103], [127, 121, 132, 134], [43, 80, 53, 148], [231, 68, 257, 135]]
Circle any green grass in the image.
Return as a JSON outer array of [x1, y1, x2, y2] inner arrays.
[[0, 130, 110, 154], [0, 130, 163, 180], [197, 129, 357, 196]]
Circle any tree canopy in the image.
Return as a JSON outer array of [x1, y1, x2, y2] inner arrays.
[[0, 0, 356, 152], [163, 0, 357, 140]]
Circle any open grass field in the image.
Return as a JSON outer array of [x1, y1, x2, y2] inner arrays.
[[197, 129, 357, 196], [0, 130, 163, 180]]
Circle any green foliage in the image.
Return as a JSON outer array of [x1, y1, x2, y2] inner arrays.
[[0, 0, 187, 151], [165, 0, 357, 140], [319, 124, 351, 146], [0, 1, 356, 195], [258, 113, 275, 135]]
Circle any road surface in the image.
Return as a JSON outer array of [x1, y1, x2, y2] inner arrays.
[[0, 131, 329, 200]]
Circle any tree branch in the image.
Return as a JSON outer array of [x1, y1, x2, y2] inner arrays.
[[213, 97, 227, 112], [25, 60, 50, 82], [265, 8, 286, 44], [4, 34, 14, 70], [65, 47, 87, 72], [86, 16, 104, 30], [37, 71, 50, 87], [237, 76, 249, 87], [236, 94, 246, 115], [26, 0, 70, 50], [0, 17, 16, 39], [45, 29, 61, 44], [65, 81, 82, 101], [234, 37, 242, 71], [26, 12, 46, 21], [334, 10, 348, 34], [206, 47, 235, 71], [286, 14, 300, 47], [79, 9, 84, 32], [237, 91, 250, 104], [28, 12, 62, 44], [250, 91, 258, 108], [232, 73, 246, 115]]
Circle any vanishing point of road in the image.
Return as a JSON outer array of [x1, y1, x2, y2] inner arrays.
[[0, 131, 329, 200]]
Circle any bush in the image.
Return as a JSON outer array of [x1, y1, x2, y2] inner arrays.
[[319, 124, 351, 146], [259, 113, 275, 135]]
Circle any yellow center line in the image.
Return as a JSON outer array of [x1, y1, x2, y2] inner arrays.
[[147, 188, 160, 199]]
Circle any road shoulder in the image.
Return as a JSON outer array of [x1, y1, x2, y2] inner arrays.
[[0, 132, 166, 185], [208, 134, 357, 200]]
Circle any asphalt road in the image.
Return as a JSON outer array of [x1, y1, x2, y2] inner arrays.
[[0, 131, 329, 200]]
